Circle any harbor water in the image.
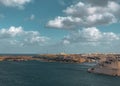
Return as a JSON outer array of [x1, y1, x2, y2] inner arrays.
[[0, 61, 119, 86]]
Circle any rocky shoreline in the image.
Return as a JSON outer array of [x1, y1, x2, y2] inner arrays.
[[0, 53, 119, 63]]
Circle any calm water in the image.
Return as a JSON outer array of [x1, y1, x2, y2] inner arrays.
[[0, 61, 119, 86]]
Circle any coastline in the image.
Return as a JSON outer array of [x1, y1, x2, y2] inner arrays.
[[0, 53, 119, 64]]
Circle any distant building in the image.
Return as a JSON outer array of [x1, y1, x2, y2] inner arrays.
[[59, 52, 67, 55]]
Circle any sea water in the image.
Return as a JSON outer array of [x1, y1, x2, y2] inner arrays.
[[0, 61, 119, 86]]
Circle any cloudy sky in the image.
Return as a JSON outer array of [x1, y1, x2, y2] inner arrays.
[[0, 0, 120, 54]]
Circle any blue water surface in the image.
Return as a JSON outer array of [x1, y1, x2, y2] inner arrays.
[[0, 61, 119, 86]]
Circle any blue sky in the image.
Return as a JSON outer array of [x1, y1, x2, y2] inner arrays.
[[0, 0, 120, 54]]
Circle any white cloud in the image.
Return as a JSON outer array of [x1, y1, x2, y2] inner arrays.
[[0, 26, 49, 46], [0, 0, 31, 9], [63, 27, 119, 44], [47, 16, 82, 29], [0, 26, 118, 54], [46, 0, 120, 53], [25, 14, 35, 21], [63, 40, 70, 45], [47, 1, 120, 29], [0, 26, 23, 38], [30, 14, 35, 20], [43, 27, 120, 53]]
